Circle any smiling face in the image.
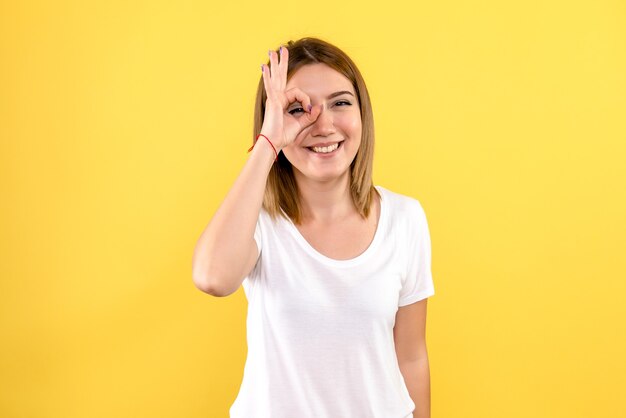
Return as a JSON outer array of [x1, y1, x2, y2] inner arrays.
[[282, 63, 362, 184]]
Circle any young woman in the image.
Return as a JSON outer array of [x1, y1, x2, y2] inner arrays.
[[192, 37, 435, 418]]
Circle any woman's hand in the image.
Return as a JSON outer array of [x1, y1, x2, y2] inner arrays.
[[260, 46, 321, 151]]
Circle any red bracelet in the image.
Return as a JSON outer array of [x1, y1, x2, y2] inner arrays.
[[248, 134, 278, 162]]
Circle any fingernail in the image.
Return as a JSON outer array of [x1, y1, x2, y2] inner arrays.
[[268, 50, 271, 57], [308, 104, 312, 112], [279, 46, 283, 54]]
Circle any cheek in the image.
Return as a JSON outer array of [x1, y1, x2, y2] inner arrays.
[[281, 143, 306, 162], [335, 113, 362, 135]]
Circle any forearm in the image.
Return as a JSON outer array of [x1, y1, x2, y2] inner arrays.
[[399, 358, 431, 418], [192, 138, 276, 291]]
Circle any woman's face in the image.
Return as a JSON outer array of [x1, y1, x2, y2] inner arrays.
[[282, 63, 362, 183]]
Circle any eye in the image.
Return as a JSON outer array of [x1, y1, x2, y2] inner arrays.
[[288, 100, 353, 115]]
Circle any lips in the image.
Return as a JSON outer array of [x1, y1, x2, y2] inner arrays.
[[306, 140, 344, 152], [307, 141, 342, 148]]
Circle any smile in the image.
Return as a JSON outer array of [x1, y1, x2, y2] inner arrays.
[[306, 141, 344, 155]]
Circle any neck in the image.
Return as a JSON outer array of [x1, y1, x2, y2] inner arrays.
[[294, 171, 355, 223]]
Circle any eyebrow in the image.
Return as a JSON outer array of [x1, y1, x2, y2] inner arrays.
[[327, 90, 355, 99]]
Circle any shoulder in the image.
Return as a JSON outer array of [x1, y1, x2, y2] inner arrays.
[[376, 185, 427, 224], [258, 205, 282, 224], [257, 205, 291, 232]]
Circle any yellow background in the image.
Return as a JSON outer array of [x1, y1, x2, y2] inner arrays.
[[1, 0, 625, 417]]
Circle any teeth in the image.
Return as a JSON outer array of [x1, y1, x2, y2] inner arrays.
[[311, 143, 339, 153]]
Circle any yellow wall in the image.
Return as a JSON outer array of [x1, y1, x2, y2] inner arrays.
[[1, 1, 624, 417]]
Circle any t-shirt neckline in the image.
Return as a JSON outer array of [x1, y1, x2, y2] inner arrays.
[[280, 185, 386, 268]]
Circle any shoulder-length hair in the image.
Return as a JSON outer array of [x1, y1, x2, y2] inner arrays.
[[252, 36, 379, 225]]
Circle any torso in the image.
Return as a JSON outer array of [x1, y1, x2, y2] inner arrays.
[[294, 194, 381, 261]]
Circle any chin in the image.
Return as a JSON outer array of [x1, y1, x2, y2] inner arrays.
[[303, 166, 352, 183]]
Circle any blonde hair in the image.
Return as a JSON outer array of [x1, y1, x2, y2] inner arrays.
[[252, 37, 379, 225]]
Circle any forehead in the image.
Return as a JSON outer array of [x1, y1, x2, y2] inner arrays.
[[286, 63, 355, 97]]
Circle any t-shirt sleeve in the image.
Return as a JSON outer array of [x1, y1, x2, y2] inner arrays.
[[398, 201, 435, 307]]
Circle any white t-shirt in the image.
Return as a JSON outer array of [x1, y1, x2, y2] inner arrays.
[[229, 185, 435, 418]]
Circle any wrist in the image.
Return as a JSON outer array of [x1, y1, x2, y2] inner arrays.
[[249, 134, 279, 164], [257, 133, 280, 160], [259, 132, 282, 153]]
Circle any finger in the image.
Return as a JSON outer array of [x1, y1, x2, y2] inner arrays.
[[269, 49, 279, 86], [261, 63, 272, 100], [297, 104, 321, 130], [284, 87, 312, 113], [278, 45, 288, 89]]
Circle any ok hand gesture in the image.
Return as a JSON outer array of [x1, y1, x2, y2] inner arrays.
[[260, 46, 321, 151]]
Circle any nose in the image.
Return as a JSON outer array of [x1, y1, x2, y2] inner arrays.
[[310, 104, 336, 137]]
